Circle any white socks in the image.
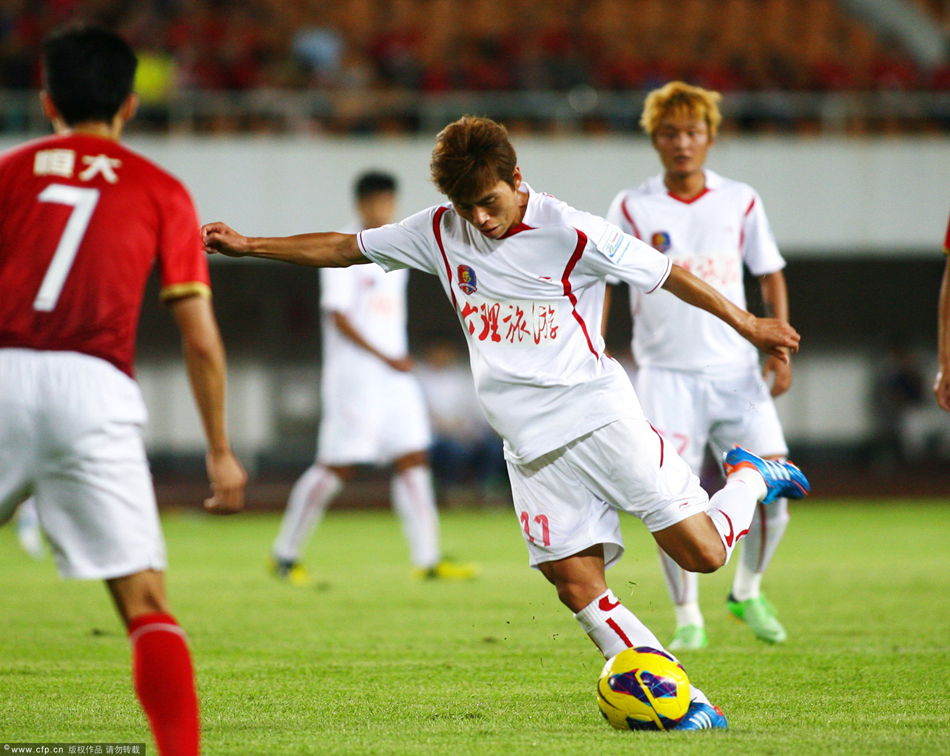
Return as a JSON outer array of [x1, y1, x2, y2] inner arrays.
[[705, 467, 765, 564], [659, 494, 790, 626], [732, 497, 790, 601], [273, 463, 443, 570], [573, 589, 665, 659], [272, 465, 343, 562], [674, 600, 703, 629], [391, 465, 441, 570], [574, 589, 710, 705], [656, 546, 703, 608]]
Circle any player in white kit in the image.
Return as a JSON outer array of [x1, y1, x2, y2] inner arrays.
[[271, 171, 476, 584], [203, 116, 809, 730], [606, 82, 796, 649]]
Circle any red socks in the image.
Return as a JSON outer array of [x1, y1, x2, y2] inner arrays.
[[127, 612, 200, 756]]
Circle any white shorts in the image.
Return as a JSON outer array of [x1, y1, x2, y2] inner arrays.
[[0, 349, 166, 580], [506, 414, 709, 569], [317, 367, 431, 466], [634, 366, 789, 473]]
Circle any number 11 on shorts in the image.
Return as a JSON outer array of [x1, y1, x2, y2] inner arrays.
[[519, 511, 551, 546]]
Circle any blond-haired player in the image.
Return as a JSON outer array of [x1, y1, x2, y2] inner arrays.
[[203, 115, 809, 730], [606, 81, 795, 649]]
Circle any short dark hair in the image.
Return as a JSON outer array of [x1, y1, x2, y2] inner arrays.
[[430, 116, 517, 202], [354, 171, 398, 200], [42, 25, 137, 126]]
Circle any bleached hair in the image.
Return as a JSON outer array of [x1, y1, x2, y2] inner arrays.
[[640, 81, 722, 138]]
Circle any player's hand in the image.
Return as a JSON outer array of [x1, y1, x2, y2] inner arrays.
[[763, 353, 793, 397], [386, 355, 414, 372], [202, 222, 250, 258], [747, 317, 800, 362], [204, 450, 247, 514], [934, 369, 950, 412]]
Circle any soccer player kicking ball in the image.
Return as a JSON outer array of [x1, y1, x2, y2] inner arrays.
[[606, 81, 798, 649], [203, 115, 809, 730], [0, 26, 246, 756], [271, 170, 476, 584]]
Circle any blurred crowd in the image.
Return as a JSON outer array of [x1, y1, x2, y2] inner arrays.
[[1, 0, 948, 133]]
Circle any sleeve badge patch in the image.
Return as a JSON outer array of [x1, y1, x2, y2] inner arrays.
[[651, 231, 672, 253]]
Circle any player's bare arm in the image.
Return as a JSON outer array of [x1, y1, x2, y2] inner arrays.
[[759, 270, 793, 396], [935, 255, 950, 411], [169, 295, 247, 513], [331, 311, 413, 372], [662, 264, 800, 361], [201, 222, 367, 268]]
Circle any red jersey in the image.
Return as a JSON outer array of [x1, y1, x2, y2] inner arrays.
[[0, 133, 209, 377]]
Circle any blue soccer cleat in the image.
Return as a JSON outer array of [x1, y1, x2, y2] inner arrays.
[[671, 702, 728, 730], [723, 447, 810, 504]]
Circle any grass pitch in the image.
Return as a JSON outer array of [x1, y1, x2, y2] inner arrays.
[[1, 499, 948, 755]]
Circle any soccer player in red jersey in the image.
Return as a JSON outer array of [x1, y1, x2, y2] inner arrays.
[[0, 25, 246, 756], [935, 213, 950, 411]]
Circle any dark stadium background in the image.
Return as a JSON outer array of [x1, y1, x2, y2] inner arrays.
[[5, 0, 948, 502]]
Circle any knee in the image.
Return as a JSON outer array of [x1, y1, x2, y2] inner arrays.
[[537, 546, 607, 612], [325, 464, 357, 481], [126, 595, 169, 621], [126, 582, 169, 617], [554, 580, 593, 611], [119, 595, 170, 628], [394, 450, 429, 472], [539, 568, 605, 613], [672, 540, 726, 574], [108, 571, 169, 626]]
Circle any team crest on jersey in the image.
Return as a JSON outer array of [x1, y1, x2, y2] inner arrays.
[[651, 231, 672, 253], [457, 265, 478, 295]]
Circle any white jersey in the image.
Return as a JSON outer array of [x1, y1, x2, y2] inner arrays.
[[320, 232, 409, 381], [606, 169, 785, 375], [358, 183, 672, 464], [317, 223, 431, 465]]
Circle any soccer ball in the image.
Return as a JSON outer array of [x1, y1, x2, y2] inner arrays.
[[596, 647, 691, 731]]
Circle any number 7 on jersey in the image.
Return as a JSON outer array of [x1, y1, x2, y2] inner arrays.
[[33, 183, 100, 312]]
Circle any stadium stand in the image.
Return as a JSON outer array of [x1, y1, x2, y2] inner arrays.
[[0, 0, 947, 134]]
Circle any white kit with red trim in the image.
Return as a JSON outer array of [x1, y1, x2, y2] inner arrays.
[[358, 183, 671, 464], [320, 227, 411, 377], [606, 169, 785, 376], [316, 224, 432, 466]]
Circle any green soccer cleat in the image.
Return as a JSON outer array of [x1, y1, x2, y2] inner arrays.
[[668, 624, 709, 651], [727, 593, 787, 643], [413, 559, 479, 581], [270, 557, 314, 587]]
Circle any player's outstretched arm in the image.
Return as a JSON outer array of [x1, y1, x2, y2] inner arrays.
[[169, 295, 247, 514], [202, 222, 366, 268], [662, 264, 800, 362], [935, 256, 950, 411]]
